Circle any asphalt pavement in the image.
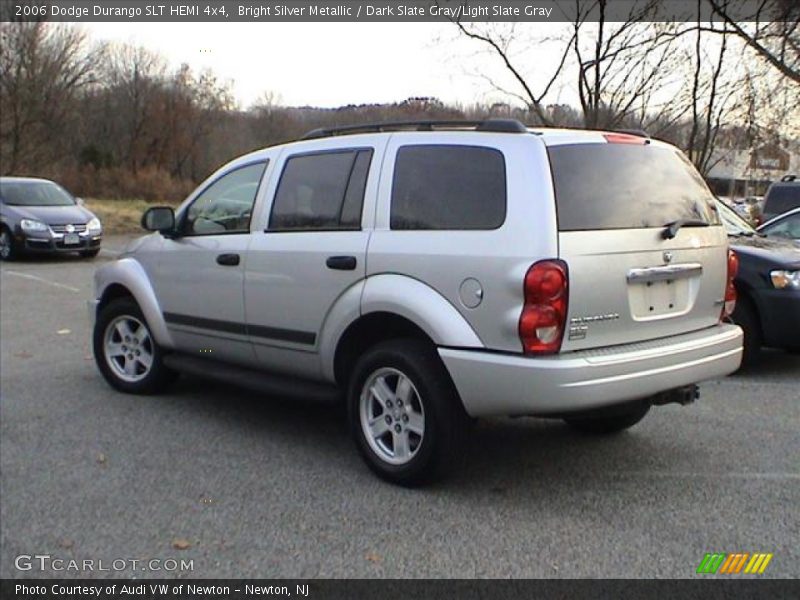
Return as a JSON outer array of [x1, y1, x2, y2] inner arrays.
[[1, 237, 798, 579]]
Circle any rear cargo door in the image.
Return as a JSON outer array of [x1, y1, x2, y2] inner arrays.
[[548, 136, 728, 351]]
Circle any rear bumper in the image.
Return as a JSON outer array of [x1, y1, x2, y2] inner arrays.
[[439, 323, 743, 417]]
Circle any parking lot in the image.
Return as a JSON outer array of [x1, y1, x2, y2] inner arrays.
[[1, 238, 798, 579]]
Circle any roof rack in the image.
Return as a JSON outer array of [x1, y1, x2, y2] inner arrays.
[[302, 118, 528, 140]]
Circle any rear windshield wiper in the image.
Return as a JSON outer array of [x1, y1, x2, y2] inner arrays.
[[661, 219, 709, 240]]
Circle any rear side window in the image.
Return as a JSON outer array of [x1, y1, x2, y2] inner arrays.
[[548, 144, 719, 231], [269, 149, 373, 231], [391, 145, 506, 230], [764, 185, 800, 216]]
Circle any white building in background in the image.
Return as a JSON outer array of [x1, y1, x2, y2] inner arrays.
[[706, 142, 797, 199]]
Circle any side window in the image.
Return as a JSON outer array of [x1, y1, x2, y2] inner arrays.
[[269, 149, 373, 231], [184, 162, 267, 236], [391, 145, 506, 230], [767, 213, 800, 239]]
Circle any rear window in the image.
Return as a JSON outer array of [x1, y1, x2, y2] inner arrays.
[[763, 185, 800, 216], [548, 144, 719, 231]]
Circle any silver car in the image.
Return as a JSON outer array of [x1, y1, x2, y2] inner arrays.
[[89, 120, 743, 485]]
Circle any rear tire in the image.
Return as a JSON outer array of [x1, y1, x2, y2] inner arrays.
[[564, 403, 650, 434], [0, 226, 19, 261], [347, 339, 469, 486], [731, 296, 761, 368], [93, 297, 176, 394]]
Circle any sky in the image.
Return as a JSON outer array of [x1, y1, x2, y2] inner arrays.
[[83, 22, 569, 109]]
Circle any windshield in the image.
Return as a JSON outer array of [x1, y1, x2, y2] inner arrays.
[[547, 143, 719, 231], [0, 181, 75, 206], [715, 199, 757, 236]]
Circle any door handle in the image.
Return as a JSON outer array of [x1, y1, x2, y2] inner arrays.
[[326, 256, 357, 271], [216, 253, 240, 266]]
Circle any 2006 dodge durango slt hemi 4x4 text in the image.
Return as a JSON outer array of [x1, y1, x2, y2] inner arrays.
[[89, 119, 744, 485]]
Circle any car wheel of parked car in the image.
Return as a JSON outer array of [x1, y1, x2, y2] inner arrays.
[[80, 249, 101, 259], [731, 295, 761, 368], [0, 227, 18, 261], [93, 297, 176, 394], [563, 403, 651, 434], [348, 339, 469, 486]]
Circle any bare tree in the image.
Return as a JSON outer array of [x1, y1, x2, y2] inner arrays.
[[706, 0, 800, 83], [683, 9, 738, 175], [453, 1, 687, 129], [0, 22, 101, 174], [100, 43, 166, 174], [451, 21, 574, 125]]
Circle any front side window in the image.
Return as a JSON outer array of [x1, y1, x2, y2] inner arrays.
[[269, 149, 373, 231], [390, 145, 507, 230], [184, 162, 267, 235]]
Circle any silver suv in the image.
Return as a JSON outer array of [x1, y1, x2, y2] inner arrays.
[[90, 120, 743, 485]]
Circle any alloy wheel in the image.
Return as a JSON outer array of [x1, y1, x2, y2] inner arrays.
[[103, 315, 154, 383], [359, 367, 426, 465]]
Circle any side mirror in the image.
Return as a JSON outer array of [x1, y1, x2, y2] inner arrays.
[[75, 197, 85, 206], [141, 206, 176, 235]]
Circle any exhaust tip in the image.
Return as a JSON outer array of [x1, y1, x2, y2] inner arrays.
[[652, 384, 699, 406]]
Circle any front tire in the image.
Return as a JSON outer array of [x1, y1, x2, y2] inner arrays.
[[0, 226, 19, 261], [347, 339, 469, 486], [564, 403, 650, 434], [93, 297, 176, 394]]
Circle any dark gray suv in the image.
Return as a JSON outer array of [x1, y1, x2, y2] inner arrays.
[[761, 175, 799, 223]]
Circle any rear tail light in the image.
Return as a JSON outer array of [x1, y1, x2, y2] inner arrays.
[[519, 260, 569, 354], [722, 249, 738, 320]]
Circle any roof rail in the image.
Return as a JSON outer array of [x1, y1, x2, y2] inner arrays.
[[780, 174, 796, 182], [301, 118, 528, 140]]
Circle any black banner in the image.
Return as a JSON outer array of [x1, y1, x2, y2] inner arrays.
[[2, 579, 799, 600], [1, 0, 798, 23]]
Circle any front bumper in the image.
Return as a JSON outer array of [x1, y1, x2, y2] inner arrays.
[[439, 323, 743, 417], [19, 231, 102, 253], [87, 299, 100, 328]]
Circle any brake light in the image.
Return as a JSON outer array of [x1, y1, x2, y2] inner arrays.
[[722, 249, 738, 320], [602, 133, 647, 145], [519, 260, 569, 354]]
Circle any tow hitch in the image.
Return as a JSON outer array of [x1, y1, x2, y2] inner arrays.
[[651, 384, 699, 406]]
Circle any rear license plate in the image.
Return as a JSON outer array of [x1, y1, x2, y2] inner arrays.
[[629, 279, 689, 318], [64, 233, 80, 245]]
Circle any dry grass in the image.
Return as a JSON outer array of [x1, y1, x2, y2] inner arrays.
[[85, 198, 179, 234]]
